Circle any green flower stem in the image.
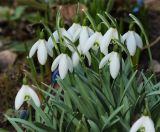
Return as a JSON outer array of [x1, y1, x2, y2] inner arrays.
[[83, 10, 97, 31], [97, 13, 110, 28], [56, 9, 64, 51]]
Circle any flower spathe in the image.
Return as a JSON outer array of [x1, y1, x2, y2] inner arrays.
[[29, 39, 51, 65], [130, 116, 155, 132], [100, 28, 118, 55], [51, 53, 73, 79], [99, 51, 120, 79], [122, 31, 143, 56], [15, 85, 40, 110]]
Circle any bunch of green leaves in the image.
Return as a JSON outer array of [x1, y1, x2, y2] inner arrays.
[[6, 53, 160, 132]]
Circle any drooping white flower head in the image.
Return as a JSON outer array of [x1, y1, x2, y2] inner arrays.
[[51, 53, 73, 79], [82, 32, 103, 54], [122, 31, 143, 56], [130, 116, 155, 132], [67, 23, 82, 42], [99, 51, 120, 79], [100, 28, 118, 55], [79, 26, 94, 52], [71, 26, 93, 67], [72, 45, 91, 67], [29, 39, 52, 65], [15, 85, 40, 110]]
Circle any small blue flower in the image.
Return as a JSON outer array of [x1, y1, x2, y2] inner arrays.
[[132, 7, 140, 14], [19, 110, 29, 120], [51, 69, 59, 83]]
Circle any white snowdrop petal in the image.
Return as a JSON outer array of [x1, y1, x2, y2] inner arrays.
[[53, 30, 59, 42], [101, 47, 108, 55], [46, 45, 53, 57], [47, 30, 59, 49], [130, 116, 144, 132], [100, 28, 114, 53], [44, 40, 53, 57], [122, 32, 129, 43], [143, 116, 155, 132], [37, 41, 48, 65], [72, 52, 80, 67], [80, 26, 89, 50], [87, 27, 94, 36], [51, 54, 63, 71], [67, 23, 77, 35], [134, 32, 143, 48], [28, 87, 40, 107], [59, 55, 68, 79], [99, 53, 111, 69], [109, 52, 120, 79], [29, 40, 39, 58], [113, 29, 119, 39], [67, 56, 73, 72], [72, 25, 81, 42], [15, 85, 27, 110], [126, 32, 137, 56], [83, 32, 98, 54], [61, 28, 73, 42], [86, 52, 92, 66]]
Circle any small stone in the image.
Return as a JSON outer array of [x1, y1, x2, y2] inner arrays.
[[150, 60, 160, 73], [0, 50, 17, 72]]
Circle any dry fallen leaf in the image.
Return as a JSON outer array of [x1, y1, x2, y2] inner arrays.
[[55, 4, 87, 24]]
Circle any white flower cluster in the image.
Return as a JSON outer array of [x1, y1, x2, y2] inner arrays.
[[29, 23, 143, 79]]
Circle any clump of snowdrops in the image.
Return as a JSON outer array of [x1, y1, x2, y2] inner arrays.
[[6, 11, 160, 132]]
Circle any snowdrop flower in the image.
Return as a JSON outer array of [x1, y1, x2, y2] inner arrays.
[[122, 31, 143, 56], [67, 23, 82, 42], [130, 116, 155, 132], [72, 45, 91, 67], [15, 85, 40, 110], [79, 26, 94, 51], [71, 25, 93, 67], [82, 32, 103, 54], [29, 39, 52, 65], [100, 28, 118, 55], [51, 54, 73, 79], [99, 51, 120, 79]]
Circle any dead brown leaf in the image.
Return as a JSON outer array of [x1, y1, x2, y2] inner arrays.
[[57, 4, 87, 24]]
